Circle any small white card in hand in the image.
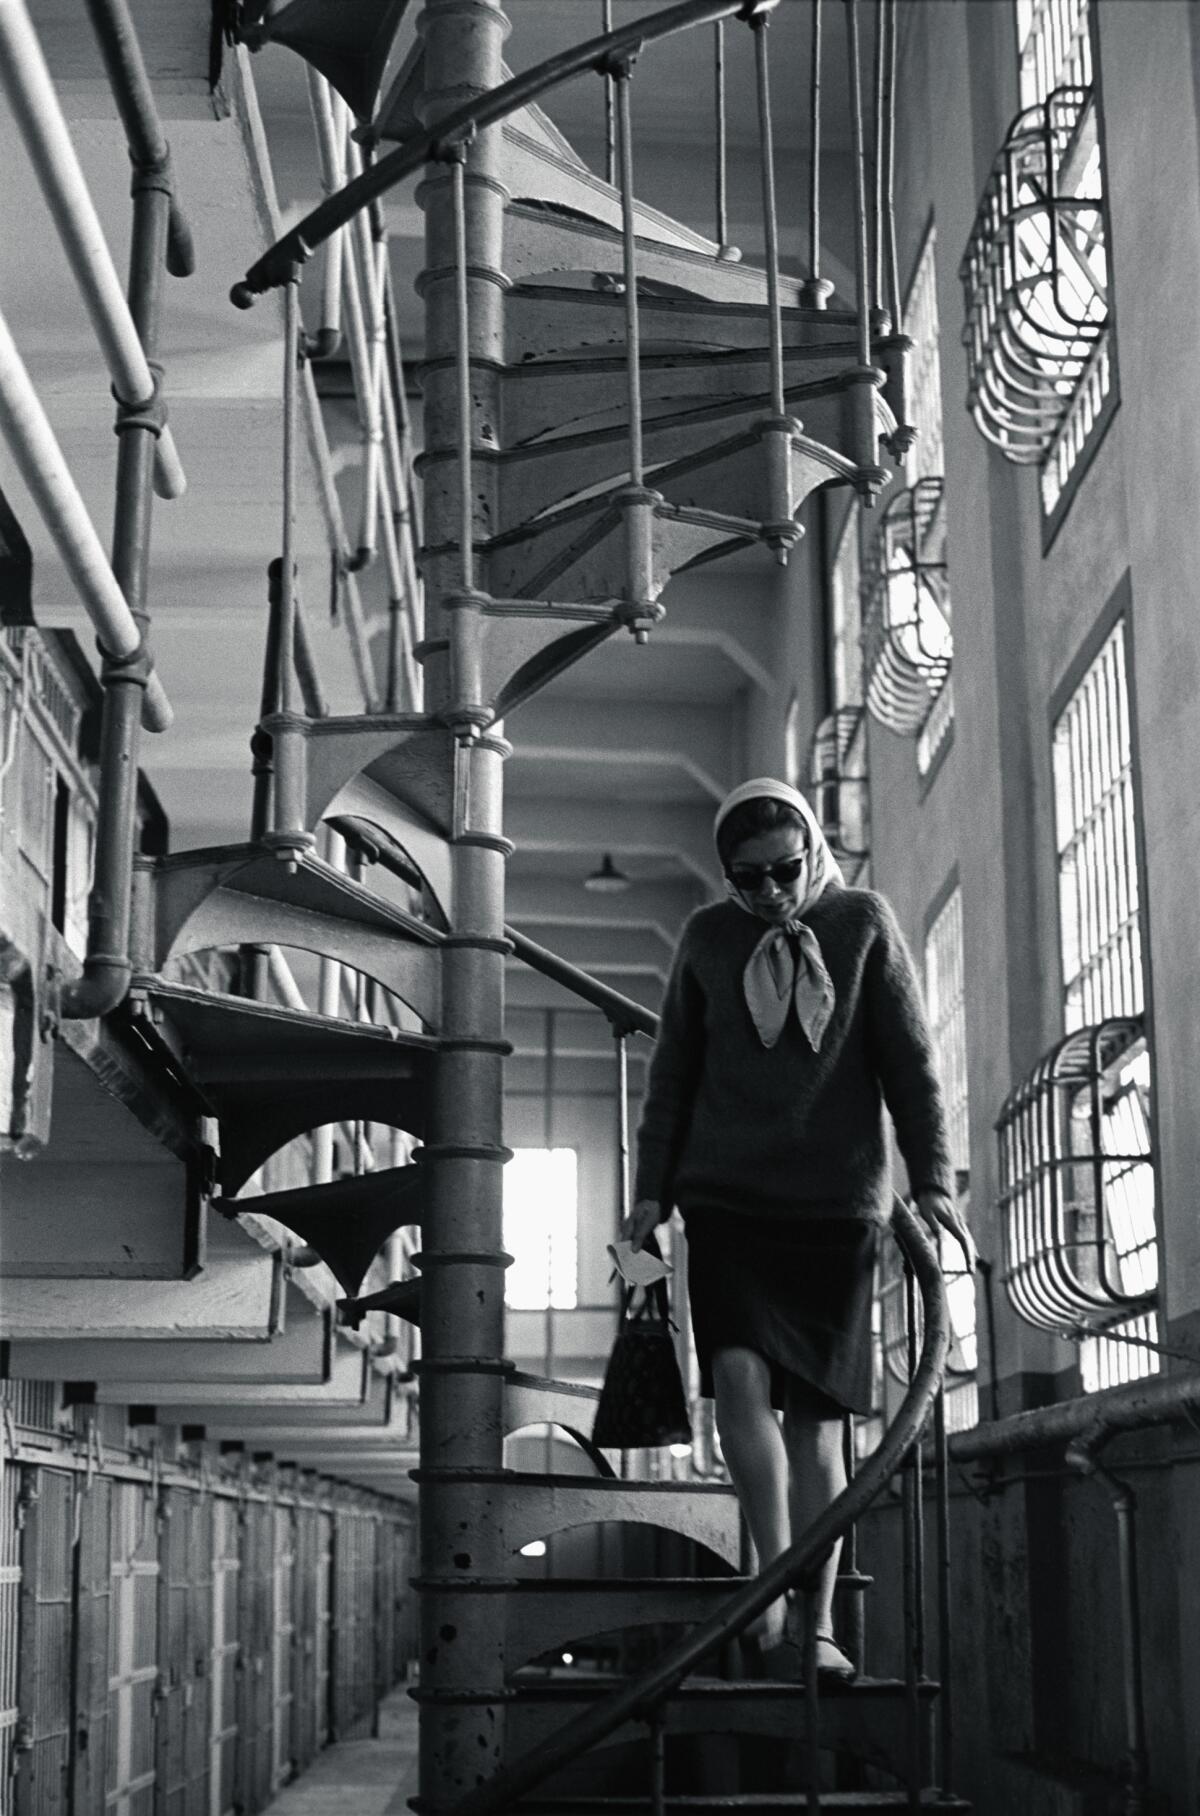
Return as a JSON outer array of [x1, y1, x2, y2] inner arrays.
[[607, 1240, 673, 1287]]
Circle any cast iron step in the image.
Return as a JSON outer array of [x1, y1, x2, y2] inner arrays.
[[504, 201, 806, 308], [126, 979, 433, 1195], [514, 1796, 969, 1811], [505, 283, 865, 364]]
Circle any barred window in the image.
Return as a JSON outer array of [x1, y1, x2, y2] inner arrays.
[[1051, 620, 1156, 1390], [1053, 622, 1142, 1032], [1017, 0, 1092, 109], [924, 887, 977, 1427], [925, 889, 969, 1174], [903, 230, 944, 488], [830, 505, 862, 712]]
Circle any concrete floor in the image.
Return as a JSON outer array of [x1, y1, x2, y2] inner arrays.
[[266, 1690, 419, 1816]]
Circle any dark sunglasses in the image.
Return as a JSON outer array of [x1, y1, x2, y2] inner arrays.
[[726, 852, 809, 893]]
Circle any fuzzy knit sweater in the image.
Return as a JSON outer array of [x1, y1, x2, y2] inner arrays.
[[633, 885, 954, 1224]]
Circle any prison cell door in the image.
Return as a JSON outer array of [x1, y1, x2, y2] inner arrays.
[[208, 1501, 238, 1816], [234, 1501, 272, 1814], [13, 1468, 72, 1816], [71, 1475, 112, 1816], [0, 1465, 23, 1816], [108, 1480, 160, 1816], [269, 1504, 295, 1792]]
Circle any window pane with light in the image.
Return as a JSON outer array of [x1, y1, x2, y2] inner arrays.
[[503, 1148, 579, 1310]]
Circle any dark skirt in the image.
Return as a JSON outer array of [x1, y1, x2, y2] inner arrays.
[[682, 1208, 879, 1417]]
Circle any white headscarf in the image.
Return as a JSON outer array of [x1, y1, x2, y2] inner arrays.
[[713, 778, 844, 1052]]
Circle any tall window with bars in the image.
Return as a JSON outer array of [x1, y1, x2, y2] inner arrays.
[[903, 232, 954, 775], [1051, 621, 1157, 1390], [924, 887, 977, 1428], [830, 506, 863, 713], [816, 506, 871, 884]]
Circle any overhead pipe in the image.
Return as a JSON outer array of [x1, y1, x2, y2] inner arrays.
[[0, 0, 186, 502], [58, 43, 175, 1021], [0, 307, 171, 734], [80, 0, 194, 279]]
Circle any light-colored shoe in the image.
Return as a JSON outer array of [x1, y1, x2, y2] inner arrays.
[[814, 1632, 856, 1678]]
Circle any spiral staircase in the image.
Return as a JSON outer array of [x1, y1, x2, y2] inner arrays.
[[11, 0, 968, 1809]]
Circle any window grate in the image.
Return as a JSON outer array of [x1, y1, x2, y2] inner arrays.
[[1053, 621, 1141, 1030], [862, 479, 952, 739], [960, 87, 1108, 472], [808, 707, 869, 884], [998, 1019, 1157, 1341]]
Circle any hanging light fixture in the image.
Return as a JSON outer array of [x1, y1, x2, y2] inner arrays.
[[583, 854, 630, 895]]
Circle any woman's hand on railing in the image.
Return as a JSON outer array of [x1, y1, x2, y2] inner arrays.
[[916, 1188, 976, 1274], [622, 1198, 665, 1253]]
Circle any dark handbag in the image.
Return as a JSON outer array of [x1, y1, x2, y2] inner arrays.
[[592, 1265, 692, 1451]]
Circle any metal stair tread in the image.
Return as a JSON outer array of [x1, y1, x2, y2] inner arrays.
[[504, 1471, 737, 1497], [505, 201, 808, 307], [129, 977, 438, 1067], [515, 1796, 969, 1811], [511, 1674, 939, 1703], [506, 283, 867, 361], [148, 840, 440, 948]]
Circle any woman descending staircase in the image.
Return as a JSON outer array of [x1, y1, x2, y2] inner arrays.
[[37, 0, 969, 1808]]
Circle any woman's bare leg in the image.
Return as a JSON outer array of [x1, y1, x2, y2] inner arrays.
[[781, 1402, 847, 1638], [711, 1346, 790, 1644]]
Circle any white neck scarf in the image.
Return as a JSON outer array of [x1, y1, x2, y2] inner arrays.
[[714, 780, 844, 1052]]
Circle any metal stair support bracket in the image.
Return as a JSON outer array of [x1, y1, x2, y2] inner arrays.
[[217, 1162, 426, 1300], [126, 979, 434, 1196]]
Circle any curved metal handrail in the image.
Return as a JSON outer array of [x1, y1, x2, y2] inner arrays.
[[231, 0, 775, 306], [450, 1195, 950, 1816]]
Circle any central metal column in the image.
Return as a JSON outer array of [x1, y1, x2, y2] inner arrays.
[[414, 0, 513, 1806]]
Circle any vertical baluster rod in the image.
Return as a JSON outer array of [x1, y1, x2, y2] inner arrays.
[[611, 60, 644, 487], [871, 0, 885, 314], [804, 1587, 821, 1816], [603, 0, 616, 186], [933, 1383, 955, 1799], [449, 149, 475, 592], [843, 0, 873, 368], [803, 0, 832, 307], [882, 0, 902, 332], [615, 1030, 631, 1230], [902, 1258, 924, 1812], [750, 12, 786, 417], [842, 1417, 866, 1669], [278, 276, 299, 718], [649, 1711, 666, 1816], [713, 20, 729, 253]]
